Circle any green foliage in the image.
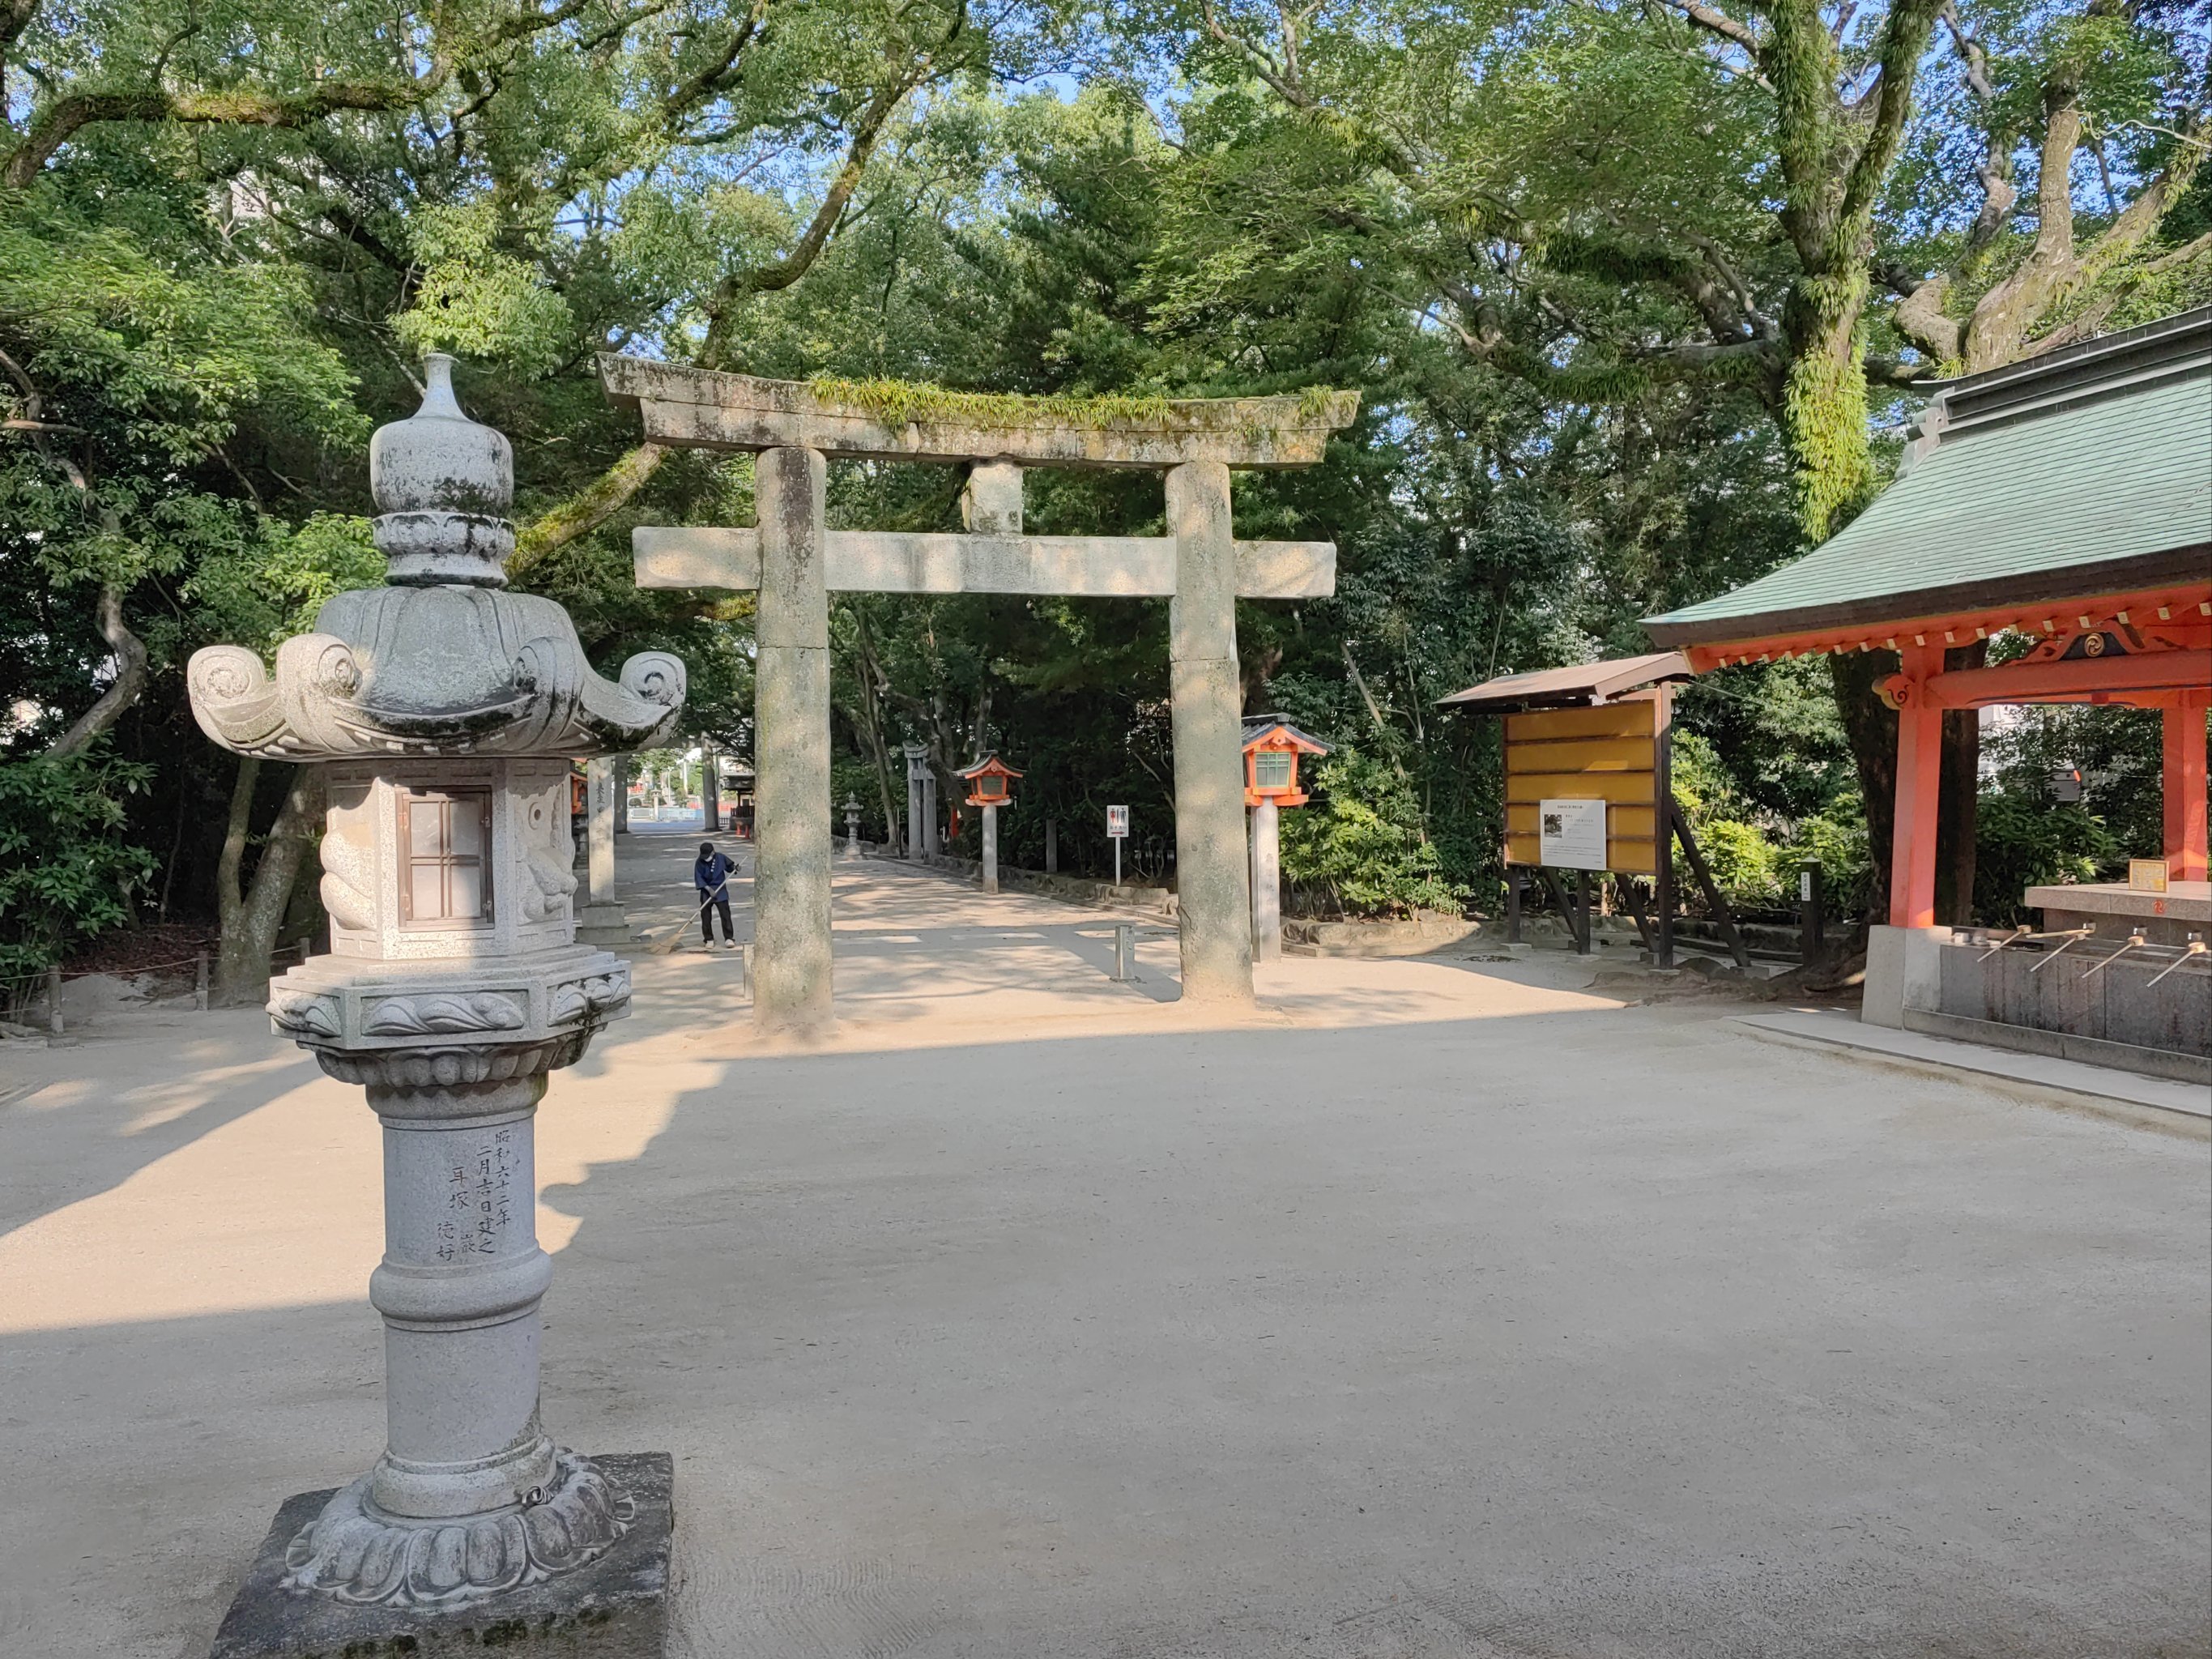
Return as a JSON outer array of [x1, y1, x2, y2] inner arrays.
[[1, 0, 2197, 949], [1973, 791, 2119, 927], [0, 744, 157, 1004], [1981, 701, 2194, 865], [1687, 817, 1788, 909], [1786, 806, 1874, 923], [182, 515, 385, 655], [394, 206, 577, 376], [1281, 748, 1462, 919], [1669, 729, 1871, 915]]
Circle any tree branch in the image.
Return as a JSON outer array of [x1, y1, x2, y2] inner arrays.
[[2, 346, 153, 756], [1201, 0, 1318, 108], [507, 441, 669, 582], [2, 80, 431, 189], [1937, 0, 2018, 256], [1959, 79, 2088, 368], [1890, 272, 1960, 363], [661, 0, 770, 127], [0, 0, 40, 71], [1841, 0, 1943, 224], [1656, 0, 1767, 61], [47, 584, 151, 758], [697, 9, 965, 363]]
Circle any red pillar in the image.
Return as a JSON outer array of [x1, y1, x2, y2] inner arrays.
[[2166, 694, 2209, 882], [1888, 647, 1943, 928]]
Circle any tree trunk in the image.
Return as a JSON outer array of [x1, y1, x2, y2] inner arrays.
[[279, 828, 327, 952], [47, 585, 150, 759], [1933, 642, 1986, 924], [214, 760, 322, 1006], [846, 603, 906, 848], [1830, 650, 1898, 923], [1780, 273, 1877, 541]]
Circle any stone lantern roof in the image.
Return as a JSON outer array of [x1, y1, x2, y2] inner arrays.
[[188, 354, 683, 761]]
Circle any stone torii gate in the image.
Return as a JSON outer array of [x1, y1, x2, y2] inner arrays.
[[600, 357, 1357, 1033]]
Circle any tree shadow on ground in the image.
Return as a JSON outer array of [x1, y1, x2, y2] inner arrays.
[[0, 1012, 322, 1239]]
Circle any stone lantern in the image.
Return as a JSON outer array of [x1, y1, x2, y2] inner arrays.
[[842, 794, 863, 857], [1241, 716, 1329, 962], [958, 755, 1022, 896], [188, 355, 684, 1653]]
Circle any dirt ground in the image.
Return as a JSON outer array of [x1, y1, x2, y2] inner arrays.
[[2, 833, 2206, 1658]]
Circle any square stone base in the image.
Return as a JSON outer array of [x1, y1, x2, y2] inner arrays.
[[208, 1452, 671, 1658], [574, 903, 633, 949], [1863, 923, 1946, 1029]]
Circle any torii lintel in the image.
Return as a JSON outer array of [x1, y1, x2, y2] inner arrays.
[[599, 356, 1359, 471]]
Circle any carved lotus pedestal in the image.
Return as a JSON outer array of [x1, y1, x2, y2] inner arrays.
[[193, 357, 681, 1657]]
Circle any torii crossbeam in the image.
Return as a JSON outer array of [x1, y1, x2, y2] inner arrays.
[[602, 356, 1358, 1034]]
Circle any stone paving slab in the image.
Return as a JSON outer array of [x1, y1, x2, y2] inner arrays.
[[1736, 1007, 2211, 1126]]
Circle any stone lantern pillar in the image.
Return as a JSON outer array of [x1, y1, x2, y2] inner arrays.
[[190, 356, 684, 1655], [843, 795, 863, 857]]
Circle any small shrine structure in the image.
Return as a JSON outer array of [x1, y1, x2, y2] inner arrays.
[[189, 356, 684, 1652], [1436, 655, 1755, 966], [604, 358, 1357, 1030], [1240, 716, 1328, 961], [903, 742, 939, 860], [960, 754, 1022, 894], [1644, 307, 2210, 1071]]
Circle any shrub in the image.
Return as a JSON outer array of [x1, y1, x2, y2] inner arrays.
[[0, 744, 156, 1009], [1281, 748, 1463, 919], [1973, 789, 2117, 926], [1685, 817, 1784, 908]]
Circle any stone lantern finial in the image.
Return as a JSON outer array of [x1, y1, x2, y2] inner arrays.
[[192, 360, 683, 1653]]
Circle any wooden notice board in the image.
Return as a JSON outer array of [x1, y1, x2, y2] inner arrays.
[[1503, 695, 1663, 874]]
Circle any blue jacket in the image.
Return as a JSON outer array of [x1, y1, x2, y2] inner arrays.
[[694, 852, 735, 895]]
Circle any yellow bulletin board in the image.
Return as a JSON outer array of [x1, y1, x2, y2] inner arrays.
[[1503, 697, 1663, 874]]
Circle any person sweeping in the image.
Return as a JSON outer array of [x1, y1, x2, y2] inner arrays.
[[694, 841, 738, 949]]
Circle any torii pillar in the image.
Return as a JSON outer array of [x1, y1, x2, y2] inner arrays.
[[1166, 461, 1248, 1000], [753, 447, 833, 1034], [602, 357, 1357, 1032]]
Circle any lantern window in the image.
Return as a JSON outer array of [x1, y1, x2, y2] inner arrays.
[[1254, 751, 1294, 791], [400, 788, 494, 927]]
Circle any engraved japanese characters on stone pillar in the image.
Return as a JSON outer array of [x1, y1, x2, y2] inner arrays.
[[187, 354, 684, 1614]]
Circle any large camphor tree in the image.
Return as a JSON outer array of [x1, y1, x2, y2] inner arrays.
[[1173, 0, 2206, 920], [1, 0, 1056, 996]]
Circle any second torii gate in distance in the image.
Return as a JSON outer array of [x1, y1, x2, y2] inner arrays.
[[600, 356, 1357, 1034]]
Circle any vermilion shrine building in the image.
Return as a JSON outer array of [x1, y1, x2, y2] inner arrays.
[[1646, 306, 2210, 1046]]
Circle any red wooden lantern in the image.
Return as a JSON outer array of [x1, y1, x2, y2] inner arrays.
[[1241, 717, 1328, 808], [959, 753, 1023, 808]]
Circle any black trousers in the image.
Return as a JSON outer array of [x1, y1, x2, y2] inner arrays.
[[699, 892, 733, 942]]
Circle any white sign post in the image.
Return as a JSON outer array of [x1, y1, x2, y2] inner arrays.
[[1107, 804, 1129, 889], [1538, 798, 1608, 871]]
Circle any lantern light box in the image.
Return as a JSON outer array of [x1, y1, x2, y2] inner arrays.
[[1241, 716, 1329, 808], [960, 753, 1023, 806]]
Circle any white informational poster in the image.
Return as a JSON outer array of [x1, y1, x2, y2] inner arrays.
[[1106, 804, 1129, 838], [1538, 798, 1609, 870]]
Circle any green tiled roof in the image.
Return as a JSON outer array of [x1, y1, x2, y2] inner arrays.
[[1644, 321, 2211, 647]]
